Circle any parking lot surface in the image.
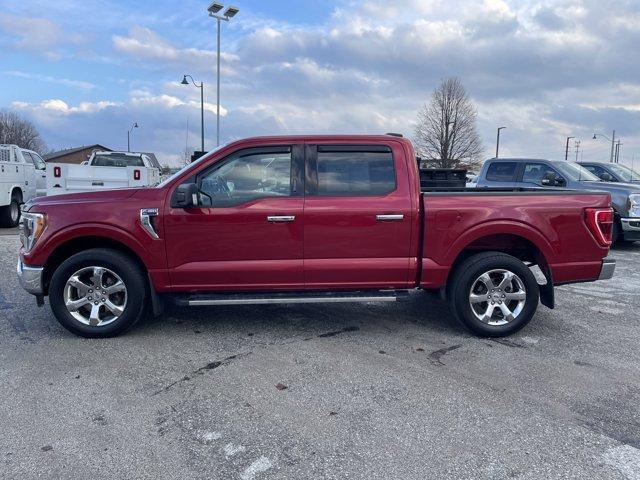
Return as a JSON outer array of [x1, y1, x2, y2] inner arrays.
[[1, 232, 639, 480]]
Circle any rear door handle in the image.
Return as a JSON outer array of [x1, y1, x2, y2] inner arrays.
[[267, 215, 295, 222], [376, 214, 404, 221]]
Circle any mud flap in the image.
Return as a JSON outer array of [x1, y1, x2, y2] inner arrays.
[[539, 267, 555, 309]]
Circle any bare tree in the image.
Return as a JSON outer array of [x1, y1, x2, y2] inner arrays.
[[0, 110, 47, 153], [414, 78, 483, 169]]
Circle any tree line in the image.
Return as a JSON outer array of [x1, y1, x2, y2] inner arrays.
[[0, 110, 47, 153]]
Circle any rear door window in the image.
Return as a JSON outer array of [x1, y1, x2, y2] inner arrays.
[[486, 162, 517, 182], [314, 146, 396, 196]]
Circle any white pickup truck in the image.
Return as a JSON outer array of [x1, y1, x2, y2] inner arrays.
[[46, 151, 161, 196], [0, 144, 47, 227]]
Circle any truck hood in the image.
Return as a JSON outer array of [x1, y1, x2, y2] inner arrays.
[[579, 181, 640, 195], [25, 188, 140, 210]]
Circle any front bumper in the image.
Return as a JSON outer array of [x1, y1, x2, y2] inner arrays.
[[620, 218, 640, 241], [598, 258, 616, 281], [17, 259, 44, 295]]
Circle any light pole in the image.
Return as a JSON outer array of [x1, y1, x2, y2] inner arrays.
[[181, 75, 205, 153], [496, 127, 506, 158], [207, 3, 240, 147], [127, 122, 138, 152], [444, 121, 455, 162], [615, 140, 622, 163], [593, 130, 616, 163], [564, 136, 574, 161]]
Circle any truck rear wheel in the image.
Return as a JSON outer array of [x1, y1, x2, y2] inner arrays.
[[49, 248, 147, 338], [0, 192, 22, 228], [448, 252, 540, 337]]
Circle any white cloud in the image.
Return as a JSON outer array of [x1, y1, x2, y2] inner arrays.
[[12, 99, 119, 115]]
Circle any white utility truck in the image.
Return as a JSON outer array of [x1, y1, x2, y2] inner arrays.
[[0, 144, 47, 227], [46, 151, 161, 196]]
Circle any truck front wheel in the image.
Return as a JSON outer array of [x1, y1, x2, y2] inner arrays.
[[448, 252, 540, 337], [49, 248, 148, 338]]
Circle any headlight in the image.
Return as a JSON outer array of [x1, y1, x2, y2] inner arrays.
[[19, 211, 46, 252], [630, 194, 640, 217]]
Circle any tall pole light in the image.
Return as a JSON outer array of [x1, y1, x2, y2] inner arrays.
[[615, 140, 622, 163], [208, 3, 240, 147], [564, 136, 574, 161], [181, 75, 205, 152], [127, 122, 139, 152], [496, 127, 506, 158], [593, 130, 617, 163]]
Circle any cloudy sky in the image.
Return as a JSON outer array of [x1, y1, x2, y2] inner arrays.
[[1, 0, 639, 167]]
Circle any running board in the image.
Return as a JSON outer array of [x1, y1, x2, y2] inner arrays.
[[174, 290, 409, 307]]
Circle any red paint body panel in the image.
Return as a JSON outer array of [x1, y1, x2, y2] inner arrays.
[[20, 135, 612, 297]]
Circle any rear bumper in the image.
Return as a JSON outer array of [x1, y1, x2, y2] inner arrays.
[[598, 258, 616, 281], [17, 259, 44, 295], [620, 218, 640, 241]]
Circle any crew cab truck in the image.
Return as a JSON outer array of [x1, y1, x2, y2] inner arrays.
[[1, 144, 47, 227], [46, 151, 160, 196], [476, 158, 640, 243], [17, 135, 616, 338]]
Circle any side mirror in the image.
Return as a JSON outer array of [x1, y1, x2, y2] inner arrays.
[[171, 182, 200, 208], [541, 171, 557, 186], [600, 172, 614, 182]]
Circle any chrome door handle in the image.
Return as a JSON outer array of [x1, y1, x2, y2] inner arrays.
[[267, 215, 295, 222], [376, 214, 404, 221]]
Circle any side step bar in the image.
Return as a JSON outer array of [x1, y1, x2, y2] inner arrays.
[[174, 290, 410, 307]]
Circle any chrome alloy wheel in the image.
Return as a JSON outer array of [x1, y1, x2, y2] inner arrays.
[[469, 269, 527, 326], [63, 266, 127, 327]]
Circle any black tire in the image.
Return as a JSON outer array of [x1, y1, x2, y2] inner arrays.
[[49, 248, 147, 338], [448, 252, 540, 337], [0, 191, 21, 228], [612, 219, 635, 246]]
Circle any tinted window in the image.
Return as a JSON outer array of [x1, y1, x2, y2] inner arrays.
[[316, 148, 395, 196], [199, 149, 292, 207], [522, 163, 558, 183], [583, 165, 607, 178], [486, 162, 517, 182], [92, 154, 145, 167]]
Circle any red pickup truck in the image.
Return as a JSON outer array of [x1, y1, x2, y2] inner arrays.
[[17, 135, 615, 338]]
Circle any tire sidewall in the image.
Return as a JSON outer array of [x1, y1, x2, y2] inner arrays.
[[49, 249, 146, 338], [452, 254, 540, 337]]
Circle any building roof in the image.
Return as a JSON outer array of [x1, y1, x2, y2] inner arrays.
[[44, 144, 111, 161]]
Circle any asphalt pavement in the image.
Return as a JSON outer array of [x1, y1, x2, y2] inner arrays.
[[1, 231, 639, 479]]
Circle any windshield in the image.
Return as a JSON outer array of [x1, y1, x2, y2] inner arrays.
[[157, 144, 227, 188], [608, 164, 640, 182], [554, 162, 600, 182], [92, 153, 144, 167]]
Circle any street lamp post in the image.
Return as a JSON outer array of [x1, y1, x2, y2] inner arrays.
[[207, 3, 240, 147], [496, 127, 506, 158], [564, 136, 575, 161], [127, 122, 138, 152], [181, 75, 205, 153], [593, 130, 616, 163]]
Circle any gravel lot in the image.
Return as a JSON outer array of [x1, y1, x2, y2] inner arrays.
[[1, 231, 639, 480]]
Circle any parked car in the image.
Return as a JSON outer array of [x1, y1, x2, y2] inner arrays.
[[0, 144, 47, 227], [579, 161, 640, 184], [18, 135, 615, 338], [46, 151, 160, 196], [476, 158, 640, 243]]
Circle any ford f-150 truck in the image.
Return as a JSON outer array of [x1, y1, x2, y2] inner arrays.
[[17, 135, 616, 338]]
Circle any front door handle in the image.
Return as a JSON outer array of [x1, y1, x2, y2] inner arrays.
[[376, 214, 404, 221], [267, 215, 295, 223]]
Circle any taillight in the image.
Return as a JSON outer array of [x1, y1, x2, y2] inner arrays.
[[53, 166, 61, 177], [134, 169, 141, 181], [585, 208, 613, 247]]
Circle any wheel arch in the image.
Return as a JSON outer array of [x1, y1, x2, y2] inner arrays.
[[444, 229, 555, 309], [42, 235, 148, 295]]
